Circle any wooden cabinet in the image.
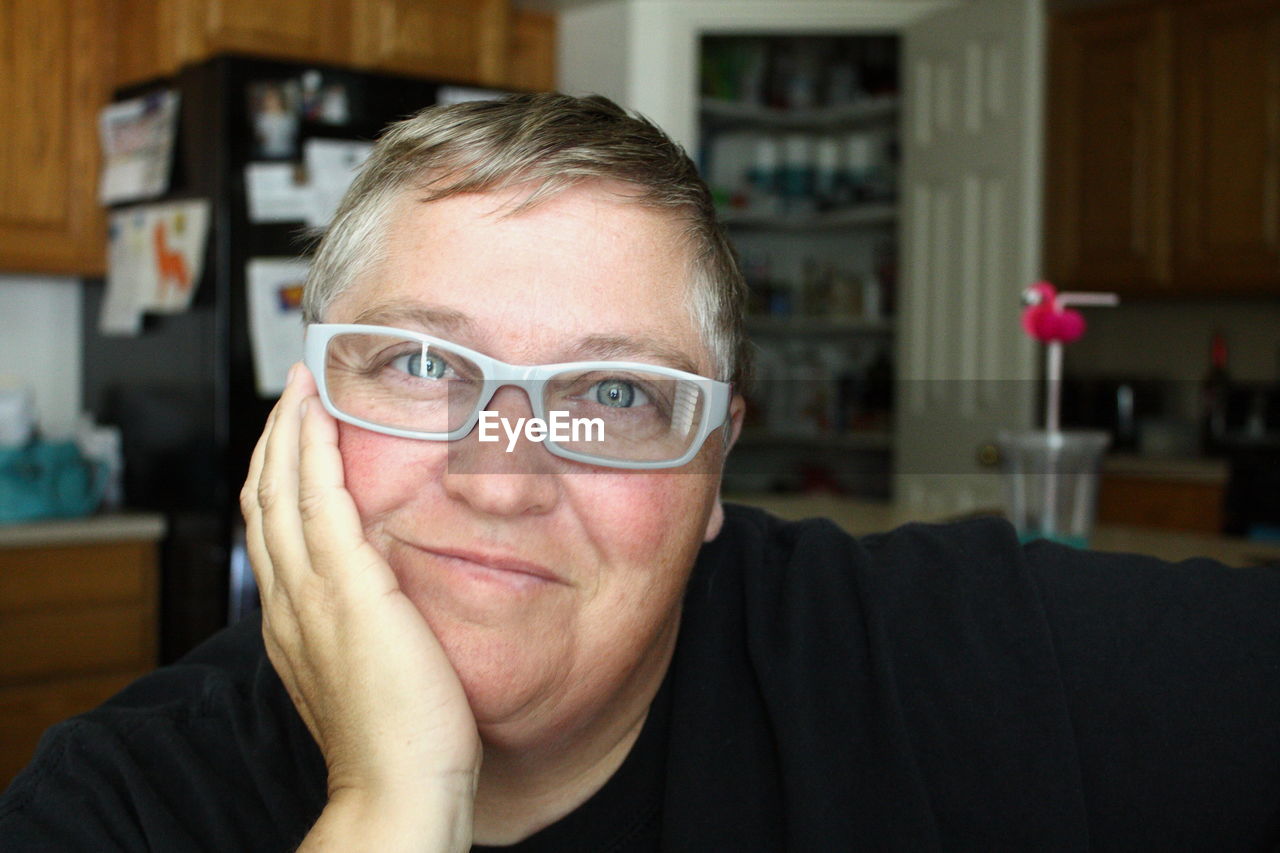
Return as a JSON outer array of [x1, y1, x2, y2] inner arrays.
[[352, 0, 509, 85], [507, 8, 557, 92], [1, 0, 556, 276], [0, 0, 113, 275], [116, 0, 351, 86], [1098, 473, 1225, 533], [1046, 5, 1172, 293], [118, 0, 524, 89], [1172, 0, 1280, 294], [1046, 0, 1280, 296], [0, 525, 162, 788]]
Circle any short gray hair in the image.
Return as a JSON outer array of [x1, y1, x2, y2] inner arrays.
[[302, 93, 750, 385]]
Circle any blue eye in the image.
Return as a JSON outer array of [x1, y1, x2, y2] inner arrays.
[[392, 350, 449, 379], [593, 379, 649, 408]]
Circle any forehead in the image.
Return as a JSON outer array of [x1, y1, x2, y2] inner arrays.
[[328, 181, 710, 371]]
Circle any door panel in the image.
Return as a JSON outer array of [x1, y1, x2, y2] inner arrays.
[[898, 0, 1042, 514], [1173, 0, 1280, 293], [1045, 7, 1173, 292], [0, 0, 110, 274], [354, 0, 509, 85]]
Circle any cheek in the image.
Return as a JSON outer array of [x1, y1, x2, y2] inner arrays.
[[571, 470, 718, 570], [337, 423, 442, 520]]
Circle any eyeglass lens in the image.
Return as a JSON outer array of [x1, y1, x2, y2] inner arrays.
[[322, 331, 708, 463]]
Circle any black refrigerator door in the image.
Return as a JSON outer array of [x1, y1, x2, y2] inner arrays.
[[84, 54, 444, 662]]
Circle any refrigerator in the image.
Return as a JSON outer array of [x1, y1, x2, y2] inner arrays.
[[80, 54, 463, 662]]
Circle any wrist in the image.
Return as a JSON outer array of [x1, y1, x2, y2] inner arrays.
[[302, 783, 475, 852]]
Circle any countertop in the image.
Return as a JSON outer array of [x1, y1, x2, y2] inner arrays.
[[0, 513, 168, 549], [727, 493, 1280, 569]]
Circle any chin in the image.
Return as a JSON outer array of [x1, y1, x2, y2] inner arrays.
[[414, 589, 577, 734]]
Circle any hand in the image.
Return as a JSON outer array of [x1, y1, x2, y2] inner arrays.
[[241, 364, 480, 850]]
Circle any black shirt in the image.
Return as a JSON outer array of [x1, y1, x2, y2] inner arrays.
[[3, 506, 1279, 850]]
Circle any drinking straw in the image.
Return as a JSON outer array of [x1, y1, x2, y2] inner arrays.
[[1020, 284, 1118, 538]]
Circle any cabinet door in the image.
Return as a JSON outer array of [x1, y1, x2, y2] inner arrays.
[[1045, 6, 1173, 293], [115, 0, 351, 86], [507, 8, 556, 93], [0, 0, 111, 275], [1173, 0, 1280, 294], [198, 0, 350, 64], [353, 0, 509, 86]]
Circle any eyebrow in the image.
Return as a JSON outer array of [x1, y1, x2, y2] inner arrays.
[[345, 304, 704, 375], [568, 334, 702, 375], [349, 304, 477, 336]]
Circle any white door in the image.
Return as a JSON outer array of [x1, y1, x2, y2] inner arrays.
[[896, 0, 1045, 515]]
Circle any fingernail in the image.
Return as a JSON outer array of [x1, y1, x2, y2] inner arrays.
[[286, 363, 299, 385]]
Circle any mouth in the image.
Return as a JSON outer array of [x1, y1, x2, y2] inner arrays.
[[389, 535, 569, 589]]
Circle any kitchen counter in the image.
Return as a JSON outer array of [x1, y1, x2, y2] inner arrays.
[[727, 493, 1280, 569], [0, 513, 167, 549], [0, 511, 166, 787], [1102, 453, 1229, 484]]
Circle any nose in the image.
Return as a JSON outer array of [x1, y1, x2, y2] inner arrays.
[[442, 385, 560, 517]]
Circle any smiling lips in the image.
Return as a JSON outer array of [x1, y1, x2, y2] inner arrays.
[[400, 540, 569, 590]]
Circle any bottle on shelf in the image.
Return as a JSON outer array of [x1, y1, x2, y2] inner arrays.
[[779, 134, 815, 215], [747, 136, 781, 215], [839, 132, 877, 205], [1199, 330, 1232, 455], [813, 136, 840, 210]]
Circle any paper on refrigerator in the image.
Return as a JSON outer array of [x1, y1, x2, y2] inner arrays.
[[247, 258, 309, 397], [101, 200, 211, 335], [245, 162, 314, 223], [98, 91, 180, 204], [303, 139, 374, 228], [244, 139, 373, 227]]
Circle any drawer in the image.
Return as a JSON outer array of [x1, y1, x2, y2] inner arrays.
[[0, 604, 155, 685], [0, 671, 143, 790], [0, 541, 155, 612], [1098, 474, 1225, 533]]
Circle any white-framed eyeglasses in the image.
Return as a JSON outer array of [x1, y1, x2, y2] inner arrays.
[[305, 324, 733, 469]]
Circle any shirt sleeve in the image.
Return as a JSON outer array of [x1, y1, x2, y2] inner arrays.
[[1, 715, 201, 850], [1023, 541, 1280, 850], [0, 618, 326, 852]]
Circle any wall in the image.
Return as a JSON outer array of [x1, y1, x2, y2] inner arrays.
[[1068, 300, 1280, 382], [1065, 298, 1280, 424], [0, 276, 83, 438], [557, 0, 631, 103]]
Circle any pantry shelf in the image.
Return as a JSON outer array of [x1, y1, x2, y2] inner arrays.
[[700, 95, 900, 130], [719, 202, 897, 230]]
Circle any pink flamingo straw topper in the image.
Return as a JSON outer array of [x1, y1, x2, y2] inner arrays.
[[1019, 281, 1119, 433]]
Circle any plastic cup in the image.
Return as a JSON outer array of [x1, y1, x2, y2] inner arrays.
[[996, 429, 1110, 548]]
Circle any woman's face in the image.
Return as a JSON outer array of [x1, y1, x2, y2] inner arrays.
[[325, 181, 734, 749]]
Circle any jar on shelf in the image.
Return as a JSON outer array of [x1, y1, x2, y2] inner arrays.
[[779, 134, 815, 215], [747, 136, 782, 215]]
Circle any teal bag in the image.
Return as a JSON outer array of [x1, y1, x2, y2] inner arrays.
[[0, 441, 106, 524]]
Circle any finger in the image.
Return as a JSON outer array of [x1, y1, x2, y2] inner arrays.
[[257, 365, 311, 588], [241, 400, 282, 598], [296, 380, 394, 592]]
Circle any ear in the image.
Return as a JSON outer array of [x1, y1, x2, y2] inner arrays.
[[722, 393, 746, 453], [703, 497, 726, 542], [704, 393, 747, 543]]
